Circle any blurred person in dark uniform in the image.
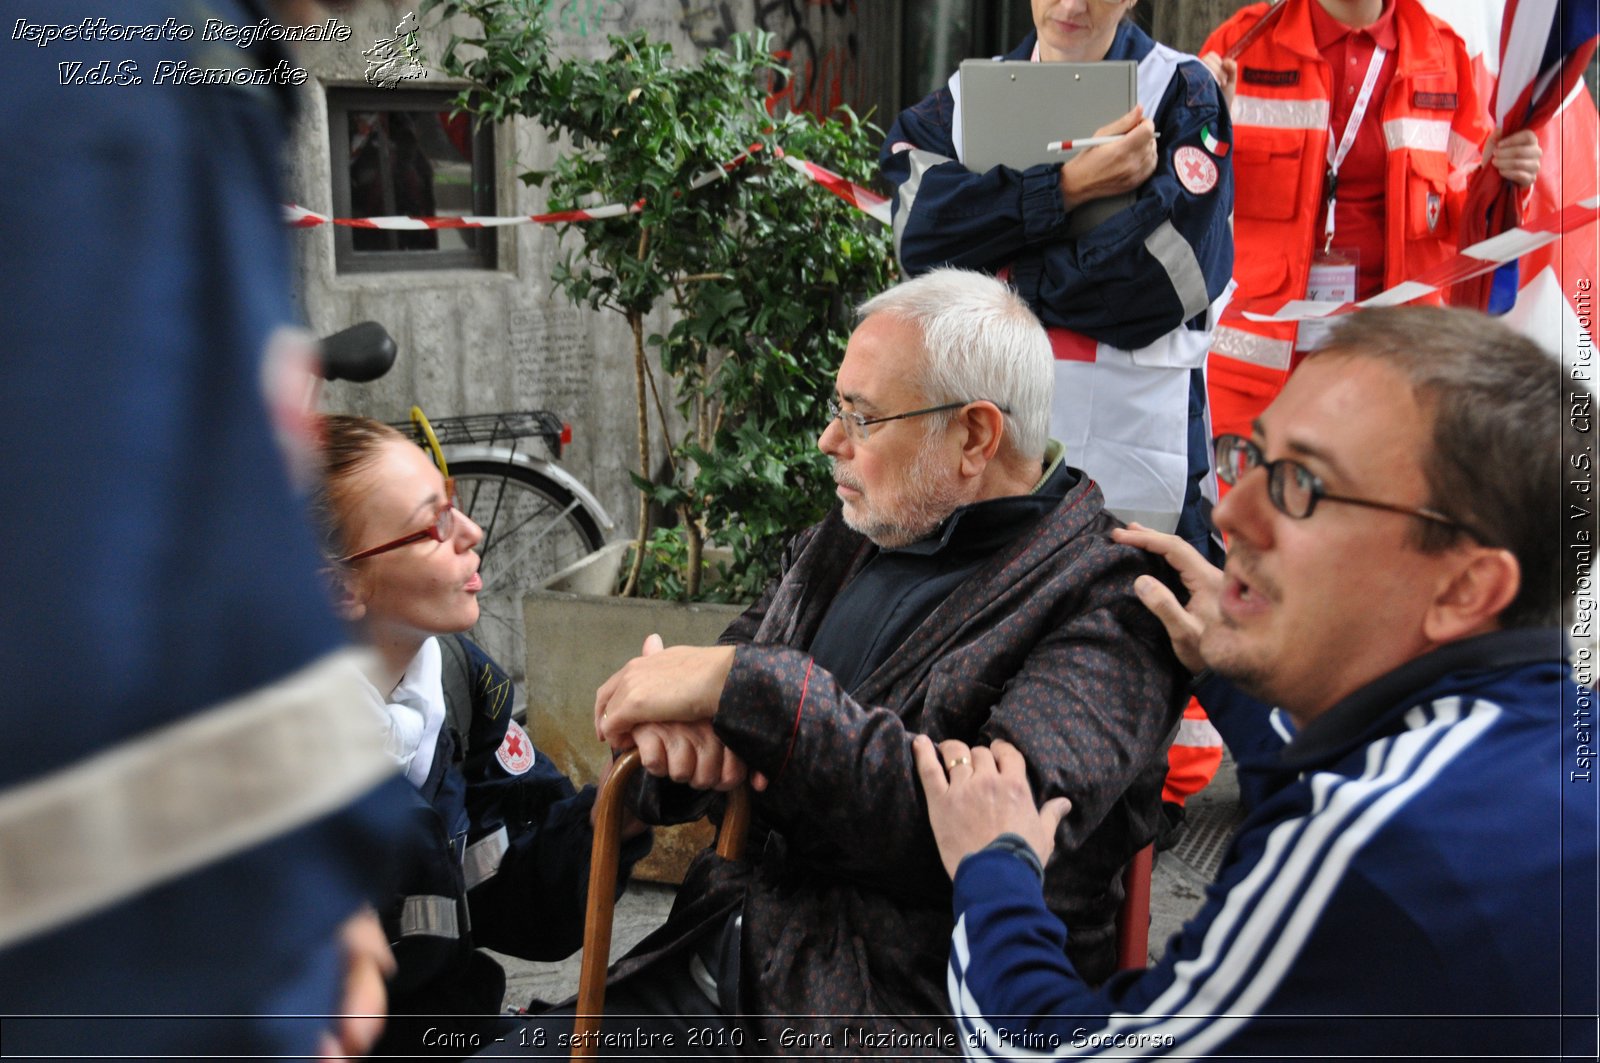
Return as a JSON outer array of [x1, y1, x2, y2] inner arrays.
[[0, 2, 409, 1056]]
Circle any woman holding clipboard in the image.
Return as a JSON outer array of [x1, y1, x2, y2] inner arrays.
[[882, 0, 1233, 563]]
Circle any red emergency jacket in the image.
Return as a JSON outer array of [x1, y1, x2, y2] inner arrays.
[[1204, 0, 1492, 408]]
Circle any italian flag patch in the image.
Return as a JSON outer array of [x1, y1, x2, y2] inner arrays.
[[1201, 124, 1230, 157]]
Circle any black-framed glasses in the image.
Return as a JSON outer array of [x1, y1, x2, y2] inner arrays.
[[1215, 435, 1481, 539], [825, 398, 1010, 442], [339, 477, 458, 563]]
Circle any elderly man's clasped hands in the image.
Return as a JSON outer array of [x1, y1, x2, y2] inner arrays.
[[594, 634, 762, 792]]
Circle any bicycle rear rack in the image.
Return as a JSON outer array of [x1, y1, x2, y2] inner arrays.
[[391, 410, 568, 459]]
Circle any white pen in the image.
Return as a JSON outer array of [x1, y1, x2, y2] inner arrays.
[[1047, 131, 1161, 152]]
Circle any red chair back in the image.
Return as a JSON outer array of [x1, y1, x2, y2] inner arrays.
[[1116, 843, 1154, 970]]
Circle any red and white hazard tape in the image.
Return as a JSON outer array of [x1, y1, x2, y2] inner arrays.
[[292, 140, 1592, 300], [282, 200, 643, 228], [285, 145, 761, 230], [1240, 194, 1599, 323], [285, 142, 893, 231], [774, 151, 891, 226]]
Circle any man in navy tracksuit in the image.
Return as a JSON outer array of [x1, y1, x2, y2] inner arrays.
[[915, 306, 1597, 1059]]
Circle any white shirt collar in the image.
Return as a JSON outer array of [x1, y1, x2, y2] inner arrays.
[[380, 636, 448, 787]]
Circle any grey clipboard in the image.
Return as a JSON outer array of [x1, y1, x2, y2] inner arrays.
[[959, 58, 1138, 236]]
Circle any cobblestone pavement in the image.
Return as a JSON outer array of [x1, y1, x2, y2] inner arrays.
[[495, 755, 1243, 1010]]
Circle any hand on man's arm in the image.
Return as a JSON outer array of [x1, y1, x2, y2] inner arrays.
[[1109, 522, 1223, 674], [912, 736, 1072, 881], [1113, 522, 1294, 790]]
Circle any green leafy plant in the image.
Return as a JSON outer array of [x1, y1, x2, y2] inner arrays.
[[423, 1, 895, 600]]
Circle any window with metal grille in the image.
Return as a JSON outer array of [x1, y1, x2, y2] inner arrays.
[[327, 87, 497, 273]]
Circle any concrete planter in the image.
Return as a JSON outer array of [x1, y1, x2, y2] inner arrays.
[[538, 539, 633, 597], [525, 550, 748, 884]]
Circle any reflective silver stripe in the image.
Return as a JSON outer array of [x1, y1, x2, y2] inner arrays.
[[948, 69, 966, 160], [462, 825, 509, 890], [892, 148, 953, 269], [1135, 41, 1184, 118], [1231, 94, 1330, 130], [1211, 323, 1293, 370], [399, 894, 460, 939], [1384, 116, 1451, 154], [0, 649, 396, 950], [1448, 130, 1481, 178], [1175, 716, 1224, 748], [1144, 220, 1212, 322]]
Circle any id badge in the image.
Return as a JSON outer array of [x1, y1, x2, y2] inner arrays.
[[1296, 249, 1359, 352]]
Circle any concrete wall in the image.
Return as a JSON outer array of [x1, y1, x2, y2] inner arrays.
[[285, 1, 875, 531]]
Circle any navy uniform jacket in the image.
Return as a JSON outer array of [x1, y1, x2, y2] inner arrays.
[[882, 24, 1233, 348], [882, 24, 1232, 554], [378, 637, 649, 1047], [1, 2, 408, 1055]]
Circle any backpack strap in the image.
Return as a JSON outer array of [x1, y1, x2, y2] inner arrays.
[[436, 632, 476, 758]]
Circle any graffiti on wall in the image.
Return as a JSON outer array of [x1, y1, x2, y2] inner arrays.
[[755, 0, 861, 118], [555, 0, 624, 37], [676, 0, 738, 50], [525, 0, 865, 117], [514, 0, 626, 39]]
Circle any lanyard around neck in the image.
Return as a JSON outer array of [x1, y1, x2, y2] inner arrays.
[[1323, 45, 1387, 252]]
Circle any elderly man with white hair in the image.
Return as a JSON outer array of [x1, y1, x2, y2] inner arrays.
[[505, 268, 1185, 1057]]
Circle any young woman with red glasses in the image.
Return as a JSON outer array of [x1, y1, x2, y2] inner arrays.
[[312, 415, 648, 1055]]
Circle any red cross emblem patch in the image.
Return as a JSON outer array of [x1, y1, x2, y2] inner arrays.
[[1175, 145, 1219, 196], [495, 719, 535, 775]]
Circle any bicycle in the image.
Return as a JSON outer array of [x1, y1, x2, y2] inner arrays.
[[318, 323, 614, 701]]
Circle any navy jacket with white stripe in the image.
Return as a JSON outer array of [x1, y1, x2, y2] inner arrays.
[[377, 637, 648, 1047], [947, 628, 1597, 1059]]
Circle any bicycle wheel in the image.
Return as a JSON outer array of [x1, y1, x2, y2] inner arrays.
[[448, 460, 606, 701]]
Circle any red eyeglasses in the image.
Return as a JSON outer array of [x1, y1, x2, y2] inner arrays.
[[339, 478, 458, 563]]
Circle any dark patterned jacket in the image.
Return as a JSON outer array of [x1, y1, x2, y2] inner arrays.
[[616, 471, 1183, 1054]]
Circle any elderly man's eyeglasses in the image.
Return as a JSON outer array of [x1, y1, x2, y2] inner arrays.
[[1214, 435, 1480, 538], [825, 398, 1010, 442], [339, 478, 458, 563]]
